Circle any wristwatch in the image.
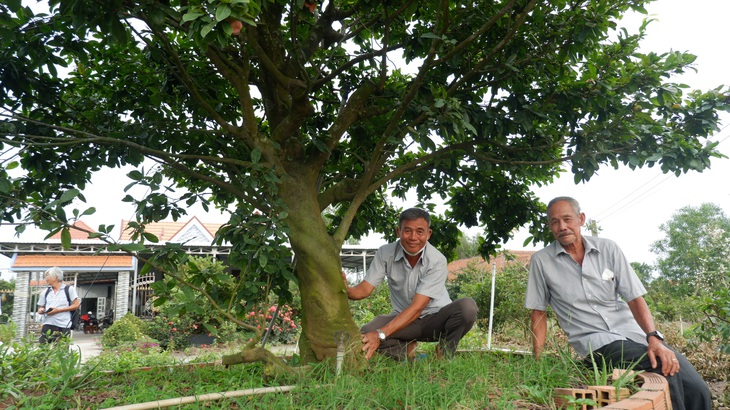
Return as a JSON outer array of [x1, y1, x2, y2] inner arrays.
[[376, 328, 387, 341], [646, 330, 664, 342]]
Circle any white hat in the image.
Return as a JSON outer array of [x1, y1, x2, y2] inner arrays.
[[88, 311, 93, 314]]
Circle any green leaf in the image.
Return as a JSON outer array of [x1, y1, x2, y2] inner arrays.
[[61, 228, 71, 249], [60, 189, 80, 203], [251, 148, 262, 164], [182, 12, 205, 22], [201, 21, 217, 38], [215, 5, 232, 22]]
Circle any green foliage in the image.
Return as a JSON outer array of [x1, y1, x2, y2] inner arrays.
[[0, 336, 88, 406], [630, 262, 653, 287], [86, 346, 178, 373], [448, 261, 530, 333], [651, 203, 730, 298], [644, 277, 702, 322], [100, 313, 148, 348], [3, 0, 730, 363], [698, 287, 730, 354], [349, 283, 392, 327], [1, 279, 15, 320], [0, 321, 16, 343], [455, 232, 482, 260], [254, 304, 300, 345], [149, 255, 293, 340], [145, 315, 194, 350]]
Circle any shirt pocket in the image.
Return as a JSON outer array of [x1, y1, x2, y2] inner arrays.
[[585, 274, 619, 304]]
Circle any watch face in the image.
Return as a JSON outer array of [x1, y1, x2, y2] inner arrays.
[[648, 330, 664, 341]]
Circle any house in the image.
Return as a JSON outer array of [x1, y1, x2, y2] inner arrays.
[[1, 217, 378, 341], [446, 250, 535, 280]]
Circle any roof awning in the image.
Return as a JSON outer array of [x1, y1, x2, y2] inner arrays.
[[12, 255, 134, 271]]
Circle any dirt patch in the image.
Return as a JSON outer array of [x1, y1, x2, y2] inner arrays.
[[709, 380, 729, 410]]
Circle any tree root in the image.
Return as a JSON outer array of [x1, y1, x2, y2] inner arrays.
[[221, 346, 310, 380]]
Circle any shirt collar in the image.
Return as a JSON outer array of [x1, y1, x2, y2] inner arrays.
[[551, 236, 599, 256]]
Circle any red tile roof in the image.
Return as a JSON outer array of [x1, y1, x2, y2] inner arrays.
[[447, 250, 535, 280], [49, 220, 101, 241], [117, 217, 223, 241], [12, 255, 134, 268]]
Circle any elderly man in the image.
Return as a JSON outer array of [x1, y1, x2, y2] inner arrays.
[[37, 266, 81, 343], [526, 196, 711, 410], [344, 207, 478, 360]]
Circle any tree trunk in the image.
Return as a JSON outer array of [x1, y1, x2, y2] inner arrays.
[[280, 180, 366, 368]]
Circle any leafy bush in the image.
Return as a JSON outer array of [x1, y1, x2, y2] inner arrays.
[[349, 282, 392, 327], [111, 336, 162, 355], [449, 262, 530, 333], [698, 287, 730, 354], [0, 321, 16, 344], [250, 304, 300, 345], [145, 315, 195, 350], [645, 277, 703, 322], [0, 335, 85, 405], [101, 313, 148, 348]]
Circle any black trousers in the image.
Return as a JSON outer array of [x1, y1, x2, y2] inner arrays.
[[39, 324, 71, 344], [586, 340, 711, 410], [361, 298, 478, 360]]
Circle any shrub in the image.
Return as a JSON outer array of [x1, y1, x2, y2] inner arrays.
[[101, 313, 148, 348], [349, 282, 391, 327], [110, 336, 162, 355], [450, 262, 530, 333], [250, 304, 300, 345], [0, 321, 16, 344], [698, 287, 730, 354], [145, 315, 195, 350]]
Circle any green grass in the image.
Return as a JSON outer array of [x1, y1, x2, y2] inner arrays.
[[0, 341, 584, 409], [1, 324, 726, 409]]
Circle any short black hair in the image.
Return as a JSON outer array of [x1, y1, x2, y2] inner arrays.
[[399, 208, 431, 228]]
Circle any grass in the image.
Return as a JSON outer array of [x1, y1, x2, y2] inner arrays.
[[72, 350, 579, 409], [0, 323, 726, 409]]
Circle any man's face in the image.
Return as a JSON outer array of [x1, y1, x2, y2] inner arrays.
[[44, 274, 57, 285], [396, 217, 432, 254], [547, 200, 585, 247]]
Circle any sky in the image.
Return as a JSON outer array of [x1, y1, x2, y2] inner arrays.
[[1, 0, 729, 278], [508, 0, 730, 265]]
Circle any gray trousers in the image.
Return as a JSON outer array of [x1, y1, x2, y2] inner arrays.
[[361, 298, 478, 360], [587, 340, 711, 410]]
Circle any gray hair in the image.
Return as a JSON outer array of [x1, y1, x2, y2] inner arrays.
[[44, 266, 64, 281], [399, 208, 431, 228], [547, 196, 581, 216]]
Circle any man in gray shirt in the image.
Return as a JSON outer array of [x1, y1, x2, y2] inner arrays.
[[344, 208, 478, 360], [526, 197, 710, 410]]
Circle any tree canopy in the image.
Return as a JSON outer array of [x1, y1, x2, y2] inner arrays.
[[1, 0, 729, 363], [651, 202, 730, 297]]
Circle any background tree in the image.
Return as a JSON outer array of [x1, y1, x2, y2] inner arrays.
[[630, 261, 653, 286], [585, 218, 603, 237], [651, 203, 730, 297], [1, 0, 728, 364], [455, 232, 481, 260]]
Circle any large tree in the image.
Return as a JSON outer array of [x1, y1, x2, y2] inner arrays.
[[1, 0, 728, 364], [651, 203, 730, 297]]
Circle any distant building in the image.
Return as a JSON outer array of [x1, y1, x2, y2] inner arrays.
[[1, 217, 377, 341], [446, 250, 535, 280]]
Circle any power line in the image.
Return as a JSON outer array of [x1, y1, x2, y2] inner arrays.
[[592, 123, 730, 224]]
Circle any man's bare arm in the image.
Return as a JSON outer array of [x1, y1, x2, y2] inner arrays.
[[530, 309, 548, 359], [360, 294, 431, 359], [342, 271, 375, 300], [627, 296, 679, 376]]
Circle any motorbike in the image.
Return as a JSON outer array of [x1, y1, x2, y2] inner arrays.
[[98, 309, 114, 331]]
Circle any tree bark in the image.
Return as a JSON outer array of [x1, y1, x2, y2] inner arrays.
[[280, 176, 366, 368]]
